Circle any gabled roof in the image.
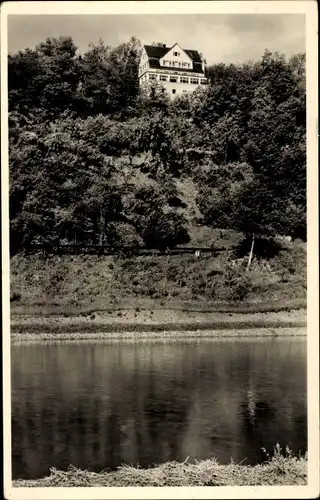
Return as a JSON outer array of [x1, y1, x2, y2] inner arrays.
[[144, 45, 168, 59], [184, 50, 202, 63], [144, 44, 203, 63]]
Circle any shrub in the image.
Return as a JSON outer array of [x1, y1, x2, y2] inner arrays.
[[235, 236, 283, 260], [10, 292, 21, 302]]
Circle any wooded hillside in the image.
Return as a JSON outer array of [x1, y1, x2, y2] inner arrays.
[[9, 36, 306, 258]]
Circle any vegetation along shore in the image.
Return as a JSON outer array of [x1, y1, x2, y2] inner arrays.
[[11, 247, 306, 341], [11, 303, 306, 341]]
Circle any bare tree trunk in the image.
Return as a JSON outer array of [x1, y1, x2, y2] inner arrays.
[[247, 234, 255, 271]]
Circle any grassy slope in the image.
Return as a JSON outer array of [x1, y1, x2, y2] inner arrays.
[[10, 236, 307, 337], [10, 230, 306, 311], [10, 165, 306, 315]]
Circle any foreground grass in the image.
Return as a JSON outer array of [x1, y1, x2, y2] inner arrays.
[[13, 453, 307, 487]]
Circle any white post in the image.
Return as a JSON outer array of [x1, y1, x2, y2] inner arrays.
[[247, 234, 255, 271]]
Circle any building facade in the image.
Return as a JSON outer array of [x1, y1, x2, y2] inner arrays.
[[139, 43, 208, 97]]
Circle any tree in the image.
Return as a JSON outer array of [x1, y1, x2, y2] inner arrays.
[[9, 114, 127, 250], [195, 50, 306, 255], [78, 37, 141, 116], [136, 81, 170, 114], [8, 40, 306, 256], [9, 37, 80, 118], [197, 160, 305, 267], [126, 184, 190, 249]]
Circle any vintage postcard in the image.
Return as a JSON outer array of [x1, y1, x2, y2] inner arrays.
[[1, 1, 319, 499]]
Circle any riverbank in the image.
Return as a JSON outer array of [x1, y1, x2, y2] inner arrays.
[[12, 326, 306, 343], [10, 306, 307, 342], [12, 453, 307, 487], [10, 247, 307, 342]]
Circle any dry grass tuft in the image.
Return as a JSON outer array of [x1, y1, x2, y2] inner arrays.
[[13, 449, 307, 487]]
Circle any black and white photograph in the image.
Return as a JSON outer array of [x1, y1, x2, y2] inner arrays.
[[1, 1, 319, 498]]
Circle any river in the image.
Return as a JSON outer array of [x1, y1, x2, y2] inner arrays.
[[11, 337, 307, 480]]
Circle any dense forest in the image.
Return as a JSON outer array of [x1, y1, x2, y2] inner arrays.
[[9, 36, 306, 258]]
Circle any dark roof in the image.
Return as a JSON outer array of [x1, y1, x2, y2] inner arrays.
[[144, 45, 169, 59], [144, 44, 203, 63], [184, 49, 202, 62], [148, 59, 204, 75]]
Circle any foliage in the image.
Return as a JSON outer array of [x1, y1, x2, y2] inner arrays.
[[194, 51, 306, 242], [8, 37, 306, 256]]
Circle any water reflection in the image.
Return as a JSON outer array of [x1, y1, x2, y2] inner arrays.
[[12, 338, 307, 479]]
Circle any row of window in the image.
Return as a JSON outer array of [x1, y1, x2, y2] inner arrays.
[[161, 60, 191, 68], [142, 73, 207, 85], [140, 60, 198, 73], [141, 63, 192, 72]]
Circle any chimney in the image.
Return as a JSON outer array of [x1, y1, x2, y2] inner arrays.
[[163, 44, 166, 48]]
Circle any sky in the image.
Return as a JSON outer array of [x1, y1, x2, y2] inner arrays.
[[8, 14, 305, 64]]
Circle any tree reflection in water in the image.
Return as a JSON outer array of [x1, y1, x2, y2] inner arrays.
[[11, 339, 307, 479]]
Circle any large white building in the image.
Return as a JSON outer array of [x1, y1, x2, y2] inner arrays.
[[139, 43, 208, 97]]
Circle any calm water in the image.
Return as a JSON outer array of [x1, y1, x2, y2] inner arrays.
[[12, 337, 307, 480]]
